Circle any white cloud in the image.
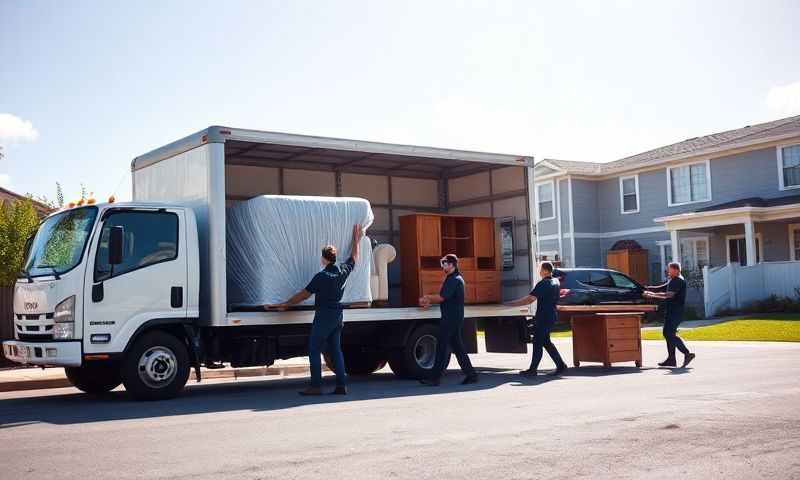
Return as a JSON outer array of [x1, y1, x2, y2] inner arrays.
[[0, 174, 11, 189], [0, 113, 39, 144], [766, 81, 800, 116]]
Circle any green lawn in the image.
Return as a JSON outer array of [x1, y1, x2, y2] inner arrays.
[[552, 314, 800, 342]]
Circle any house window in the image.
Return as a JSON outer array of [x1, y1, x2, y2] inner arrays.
[[679, 238, 709, 272], [619, 175, 639, 214], [789, 224, 800, 261], [726, 234, 762, 265], [667, 161, 711, 206], [778, 144, 800, 190], [536, 181, 555, 220]]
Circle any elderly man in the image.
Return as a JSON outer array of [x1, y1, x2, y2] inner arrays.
[[644, 261, 696, 368]]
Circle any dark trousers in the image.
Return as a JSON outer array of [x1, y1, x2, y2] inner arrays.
[[308, 311, 347, 387], [663, 314, 690, 359], [529, 319, 567, 371], [431, 320, 475, 380]]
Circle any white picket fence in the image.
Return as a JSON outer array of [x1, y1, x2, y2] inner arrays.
[[703, 261, 800, 317]]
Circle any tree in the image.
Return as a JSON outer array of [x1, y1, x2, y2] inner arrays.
[[0, 199, 40, 287]]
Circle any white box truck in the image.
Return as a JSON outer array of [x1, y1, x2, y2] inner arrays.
[[3, 126, 538, 400]]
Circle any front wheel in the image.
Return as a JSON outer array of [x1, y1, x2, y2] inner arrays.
[[121, 331, 190, 401], [65, 363, 122, 394], [324, 348, 387, 376]]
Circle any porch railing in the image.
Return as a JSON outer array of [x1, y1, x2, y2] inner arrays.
[[703, 261, 800, 317]]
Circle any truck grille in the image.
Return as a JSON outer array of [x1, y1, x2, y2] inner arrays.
[[14, 312, 56, 341]]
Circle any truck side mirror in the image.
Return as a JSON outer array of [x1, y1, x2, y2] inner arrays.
[[108, 226, 124, 265]]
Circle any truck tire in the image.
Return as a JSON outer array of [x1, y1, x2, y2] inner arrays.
[[325, 348, 387, 376], [121, 330, 190, 401], [65, 363, 122, 394], [388, 323, 439, 380]]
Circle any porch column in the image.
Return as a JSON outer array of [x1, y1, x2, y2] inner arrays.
[[744, 219, 757, 266], [670, 229, 679, 263]]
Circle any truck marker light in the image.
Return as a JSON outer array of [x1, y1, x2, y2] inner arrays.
[[90, 334, 111, 344], [84, 354, 110, 361]]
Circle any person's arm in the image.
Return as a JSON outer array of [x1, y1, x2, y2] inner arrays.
[[503, 294, 537, 307], [265, 273, 320, 310], [264, 289, 311, 311], [350, 224, 363, 264], [644, 280, 669, 292], [643, 279, 676, 300], [419, 276, 456, 307]]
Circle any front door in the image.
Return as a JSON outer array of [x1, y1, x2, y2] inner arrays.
[[83, 209, 188, 354]]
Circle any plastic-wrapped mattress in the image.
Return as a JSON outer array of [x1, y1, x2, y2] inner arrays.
[[226, 195, 374, 308]]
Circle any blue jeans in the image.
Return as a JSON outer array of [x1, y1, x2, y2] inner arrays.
[[308, 311, 347, 387], [663, 313, 689, 360]]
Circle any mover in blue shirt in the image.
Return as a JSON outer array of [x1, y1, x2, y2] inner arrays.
[[418, 254, 478, 386], [504, 261, 568, 377], [266, 224, 364, 396], [644, 261, 696, 368]]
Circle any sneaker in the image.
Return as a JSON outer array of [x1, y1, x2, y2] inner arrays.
[[658, 359, 677, 367], [519, 368, 538, 377], [299, 386, 323, 396], [461, 374, 478, 385], [330, 385, 348, 395], [682, 353, 696, 368]]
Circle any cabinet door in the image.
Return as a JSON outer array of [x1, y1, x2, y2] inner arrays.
[[418, 216, 442, 257], [473, 218, 495, 258]]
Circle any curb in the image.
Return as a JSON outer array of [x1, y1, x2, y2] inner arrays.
[[0, 365, 319, 393]]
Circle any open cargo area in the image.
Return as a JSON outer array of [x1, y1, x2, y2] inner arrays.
[[133, 127, 536, 327]]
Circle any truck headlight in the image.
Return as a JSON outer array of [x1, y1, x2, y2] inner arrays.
[[53, 296, 75, 340]]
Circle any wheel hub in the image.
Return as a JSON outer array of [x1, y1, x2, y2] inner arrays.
[[413, 334, 437, 369], [138, 346, 177, 389]]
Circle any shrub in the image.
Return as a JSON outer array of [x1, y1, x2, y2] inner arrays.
[[0, 199, 40, 287]]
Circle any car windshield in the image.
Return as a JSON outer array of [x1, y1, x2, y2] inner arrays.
[[22, 207, 98, 278]]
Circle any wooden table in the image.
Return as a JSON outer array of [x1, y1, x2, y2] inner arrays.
[[557, 305, 659, 368]]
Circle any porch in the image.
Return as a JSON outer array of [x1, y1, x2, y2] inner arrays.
[[655, 196, 800, 317]]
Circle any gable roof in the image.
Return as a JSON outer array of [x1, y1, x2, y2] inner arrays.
[[538, 114, 800, 177]]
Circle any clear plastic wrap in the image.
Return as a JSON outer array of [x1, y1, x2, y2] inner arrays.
[[226, 195, 374, 308]]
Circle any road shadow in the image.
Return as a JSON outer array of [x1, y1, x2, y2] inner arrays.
[[0, 365, 650, 428]]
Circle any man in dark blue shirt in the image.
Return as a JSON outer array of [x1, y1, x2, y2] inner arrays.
[[644, 261, 696, 368], [267, 224, 363, 396], [418, 254, 478, 386], [505, 261, 568, 377]]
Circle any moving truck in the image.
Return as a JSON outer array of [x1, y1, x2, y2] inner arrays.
[[3, 126, 539, 400]]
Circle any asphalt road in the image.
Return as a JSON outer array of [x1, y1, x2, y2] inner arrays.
[[1, 339, 799, 480]]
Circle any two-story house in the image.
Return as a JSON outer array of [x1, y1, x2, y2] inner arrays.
[[532, 115, 800, 291]]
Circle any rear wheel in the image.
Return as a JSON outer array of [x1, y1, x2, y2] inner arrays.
[[121, 331, 190, 401], [388, 323, 439, 380], [324, 348, 387, 375], [65, 363, 122, 394]]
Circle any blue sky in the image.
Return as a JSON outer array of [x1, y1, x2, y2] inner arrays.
[[1, 0, 799, 203]]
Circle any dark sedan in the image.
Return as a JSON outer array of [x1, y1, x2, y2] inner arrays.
[[554, 268, 649, 305]]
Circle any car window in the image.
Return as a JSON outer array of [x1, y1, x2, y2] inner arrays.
[[555, 270, 588, 289], [587, 271, 614, 287], [95, 211, 179, 282], [610, 272, 637, 289]]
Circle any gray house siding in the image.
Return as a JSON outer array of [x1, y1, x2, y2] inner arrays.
[[598, 146, 796, 234], [571, 179, 600, 233], [574, 238, 602, 267], [559, 178, 570, 233]]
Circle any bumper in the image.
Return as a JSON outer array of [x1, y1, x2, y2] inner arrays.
[[2, 340, 82, 367]]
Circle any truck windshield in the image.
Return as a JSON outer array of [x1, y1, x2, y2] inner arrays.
[[22, 206, 98, 278]]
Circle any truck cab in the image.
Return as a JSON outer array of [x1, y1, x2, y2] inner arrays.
[[3, 202, 200, 399]]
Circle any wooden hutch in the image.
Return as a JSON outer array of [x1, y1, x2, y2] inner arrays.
[[399, 214, 501, 306]]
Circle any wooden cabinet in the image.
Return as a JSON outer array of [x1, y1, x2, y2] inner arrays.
[[607, 248, 649, 286], [400, 214, 501, 306]]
